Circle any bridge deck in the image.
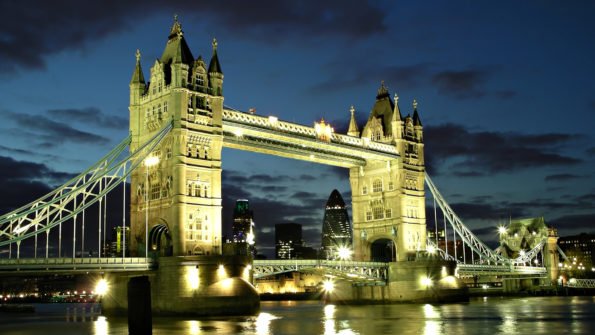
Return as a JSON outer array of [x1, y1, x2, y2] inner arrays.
[[0, 257, 154, 274]]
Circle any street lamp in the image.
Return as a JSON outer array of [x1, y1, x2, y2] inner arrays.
[[497, 225, 507, 235], [337, 246, 352, 261], [144, 155, 160, 258]]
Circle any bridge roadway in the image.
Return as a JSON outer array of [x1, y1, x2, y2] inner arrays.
[[0, 257, 153, 274], [0, 257, 547, 279], [252, 260, 548, 283]]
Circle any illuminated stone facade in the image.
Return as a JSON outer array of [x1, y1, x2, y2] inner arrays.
[[128, 18, 223, 256], [349, 83, 426, 261]]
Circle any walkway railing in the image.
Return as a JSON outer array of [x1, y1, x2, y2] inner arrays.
[[567, 278, 595, 288], [253, 259, 388, 284], [0, 257, 154, 273]]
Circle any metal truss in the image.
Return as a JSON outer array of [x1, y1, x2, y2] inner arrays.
[[457, 264, 546, 277], [253, 259, 388, 284], [0, 257, 154, 274], [425, 174, 511, 265], [0, 121, 173, 253], [510, 239, 546, 265], [567, 278, 595, 289]]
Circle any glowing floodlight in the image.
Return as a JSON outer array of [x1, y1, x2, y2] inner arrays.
[[497, 226, 507, 235], [322, 279, 335, 293], [95, 279, 109, 296], [337, 246, 352, 261]]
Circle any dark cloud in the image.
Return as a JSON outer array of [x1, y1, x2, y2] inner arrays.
[[47, 108, 128, 129], [425, 123, 581, 175], [309, 63, 434, 96], [0, 1, 388, 74], [431, 69, 488, 99], [6, 112, 110, 147], [545, 174, 582, 182], [452, 171, 484, 178], [494, 90, 518, 99], [260, 186, 288, 193], [0, 156, 76, 213], [586, 147, 595, 156], [549, 214, 595, 232]]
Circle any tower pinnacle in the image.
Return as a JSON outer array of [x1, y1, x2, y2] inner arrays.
[[348, 105, 360, 137]]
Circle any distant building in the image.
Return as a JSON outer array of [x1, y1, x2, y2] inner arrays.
[[107, 226, 130, 257], [232, 199, 255, 244], [275, 223, 302, 259], [558, 233, 595, 270], [321, 189, 352, 259]]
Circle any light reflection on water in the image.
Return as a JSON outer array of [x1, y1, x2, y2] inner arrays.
[[2, 297, 595, 334]]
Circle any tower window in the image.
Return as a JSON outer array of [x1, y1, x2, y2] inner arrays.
[[388, 181, 394, 191], [366, 211, 372, 221], [373, 206, 384, 220], [362, 185, 368, 195], [372, 179, 383, 193]]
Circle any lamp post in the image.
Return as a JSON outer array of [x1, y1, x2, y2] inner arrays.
[[144, 155, 160, 258]]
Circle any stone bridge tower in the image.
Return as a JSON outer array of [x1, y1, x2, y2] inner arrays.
[[128, 17, 224, 257], [349, 83, 426, 262]]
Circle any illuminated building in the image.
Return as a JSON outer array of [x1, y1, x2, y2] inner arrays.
[[275, 223, 302, 259], [232, 199, 255, 244], [558, 233, 595, 271], [321, 189, 352, 259]]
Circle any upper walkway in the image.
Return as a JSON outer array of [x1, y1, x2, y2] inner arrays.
[[221, 109, 399, 168]]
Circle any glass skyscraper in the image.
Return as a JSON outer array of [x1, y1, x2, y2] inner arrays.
[[321, 189, 352, 259], [232, 199, 255, 245]]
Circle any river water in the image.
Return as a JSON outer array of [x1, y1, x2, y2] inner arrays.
[[1, 296, 595, 334]]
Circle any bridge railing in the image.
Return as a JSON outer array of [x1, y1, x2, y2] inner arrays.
[[566, 278, 595, 288], [222, 109, 398, 155], [0, 257, 154, 272]]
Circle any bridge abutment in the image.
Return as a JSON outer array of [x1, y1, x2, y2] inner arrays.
[[102, 256, 259, 316], [326, 260, 467, 303]]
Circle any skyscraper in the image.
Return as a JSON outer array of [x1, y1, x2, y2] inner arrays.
[[275, 223, 302, 259], [321, 189, 352, 259], [232, 199, 255, 245]]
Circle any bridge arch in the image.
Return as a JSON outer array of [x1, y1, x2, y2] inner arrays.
[[149, 221, 173, 256], [369, 237, 397, 262]]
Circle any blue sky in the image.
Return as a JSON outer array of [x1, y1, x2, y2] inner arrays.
[[0, 1, 594, 256]]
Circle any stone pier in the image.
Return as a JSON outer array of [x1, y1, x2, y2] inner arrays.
[[102, 255, 259, 316]]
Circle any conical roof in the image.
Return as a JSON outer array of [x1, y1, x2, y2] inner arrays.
[[130, 49, 145, 84], [160, 16, 194, 66], [208, 38, 223, 74], [367, 81, 395, 137], [326, 189, 346, 208]]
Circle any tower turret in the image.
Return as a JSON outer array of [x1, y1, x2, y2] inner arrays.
[[347, 105, 360, 137], [208, 38, 224, 96], [160, 15, 193, 88], [412, 99, 423, 142], [130, 49, 146, 104], [391, 93, 403, 140]]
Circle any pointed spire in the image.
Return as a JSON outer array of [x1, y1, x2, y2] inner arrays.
[[391, 93, 402, 122], [376, 80, 389, 100], [412, 99, 422, 126], [169, 14, 183, 39], [208, 38, 223, 74], [348, 105, 360, 136], [130, 49, 145, 84]]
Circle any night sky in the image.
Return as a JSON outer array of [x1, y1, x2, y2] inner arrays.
[[0, 1, 594, 257]]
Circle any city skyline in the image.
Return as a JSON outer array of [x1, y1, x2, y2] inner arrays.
[[1, 2, 594, 257]]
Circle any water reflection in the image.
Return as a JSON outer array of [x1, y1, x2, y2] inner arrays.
[[187, 320, 201, 335], [422, 304, 442, 335], [255, 312, 279, 335], [93, 316, 109, 335]]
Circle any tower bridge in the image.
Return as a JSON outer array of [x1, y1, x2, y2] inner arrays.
[[0, 17, 567, 314]]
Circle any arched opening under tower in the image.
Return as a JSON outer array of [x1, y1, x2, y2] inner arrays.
[[149, 222, 173, 256], [370, 238, 396, 262]]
